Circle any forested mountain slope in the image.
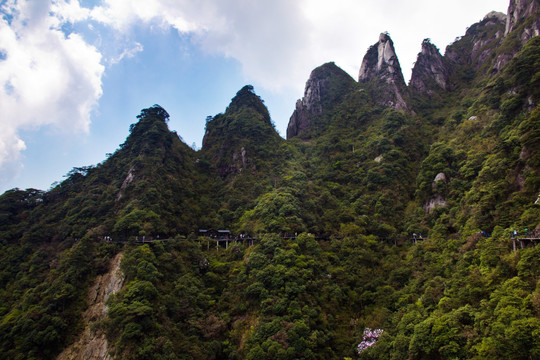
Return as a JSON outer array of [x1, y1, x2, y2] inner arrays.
[[0, 0, 539, 359]]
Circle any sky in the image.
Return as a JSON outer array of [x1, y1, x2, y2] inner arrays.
[[0, 0, 511, 194]]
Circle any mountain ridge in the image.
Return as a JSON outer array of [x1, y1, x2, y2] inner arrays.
[[0, 0, 539, 359]]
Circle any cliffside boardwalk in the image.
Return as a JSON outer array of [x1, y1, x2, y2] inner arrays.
[[511, 230, 540, 251]]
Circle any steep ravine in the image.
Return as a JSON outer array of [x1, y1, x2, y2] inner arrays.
[[57, 252, 124, 360]]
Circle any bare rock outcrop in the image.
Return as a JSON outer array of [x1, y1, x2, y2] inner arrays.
[[423, 194, 448, 213], [57, 252, 125, 360], [493, 0, 540, 71], [223, 146, 250, 176], [410, 39, 449, 94], [494, 0, 540, 70], [358, 33, 409, 112], [424, 173, 448, 213], [359, 33, 405, 83], [505, 0, 540, 38], [287, 99, 313, 140], [116, 166, 135, 201]]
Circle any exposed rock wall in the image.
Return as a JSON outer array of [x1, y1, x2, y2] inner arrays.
[[358, 33, 409, 112], [116, 166, 135, 202], [57, 252, 125, 360], [505, 0, 540, 38], [423, 194, 448, 213], [424, 173, 448, 213], [286, 99, 312, 140], [359, 33, 405, 85], [494, 0, 540, 71], [286, 70, 328, 139], [495, 0, 540, 70]]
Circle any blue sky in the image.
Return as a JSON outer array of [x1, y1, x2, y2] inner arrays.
[[0, 0, 510, 193]]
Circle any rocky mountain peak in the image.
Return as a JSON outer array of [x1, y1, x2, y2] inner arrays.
[[409, 39, 449, 94], [120, 104, 180, 160], [202, 85, 282, 178], [287, 62, 356, 139], [358, 33, 408, 111], [484, 11, 507, 24], [226, 85, 271, 124]]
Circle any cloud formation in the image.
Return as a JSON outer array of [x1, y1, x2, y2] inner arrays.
[[85, 0, 312, 91], [83, 0, 510, 89], [0, 0, 103, 183], [0, 0, 510, 189]]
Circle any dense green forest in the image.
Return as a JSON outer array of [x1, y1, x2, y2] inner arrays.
[[0, 0, 539, 359]]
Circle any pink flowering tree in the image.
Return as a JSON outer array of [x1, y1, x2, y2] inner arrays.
[[357, 328, 384, 355]]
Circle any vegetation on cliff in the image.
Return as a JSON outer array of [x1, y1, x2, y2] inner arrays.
[[0, 1, 539, 359]]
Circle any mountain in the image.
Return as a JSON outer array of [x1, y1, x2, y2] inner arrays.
[[0, 0, 539, 359], [409, 39, 449, 94], [0, 105, 218, 359], [202, 85, 282, 178], [286, 62, 357, 139], [200, 85, 285, 230], [505, 0, 540, 38], [358, 32, 409, 112]]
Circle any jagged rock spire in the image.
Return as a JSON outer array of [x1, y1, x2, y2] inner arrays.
[[358, 33, 408, 111], [359, 33, 405, 85], [410, 39, 449, 94]]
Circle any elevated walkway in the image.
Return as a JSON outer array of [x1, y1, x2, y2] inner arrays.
[[512, 236, 540, 251]]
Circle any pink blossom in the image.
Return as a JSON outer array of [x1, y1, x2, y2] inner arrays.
[[357, 328, 383, 354]]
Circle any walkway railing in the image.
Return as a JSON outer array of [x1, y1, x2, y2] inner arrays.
[[97, 232, 539, 252]]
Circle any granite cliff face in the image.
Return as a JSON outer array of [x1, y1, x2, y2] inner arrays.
[[286, 100, 312, 140], [358, 33, 409, 111], [505, 0, 540, 39], [287, 62, 356, 139], [493, 0, 540, 70], [358, 33, 405, 84], [409, 39, 449, 94]]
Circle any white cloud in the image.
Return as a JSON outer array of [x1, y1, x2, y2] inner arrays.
[[89, 0, 201, 32], [52, 0, 91, 23], [84, 0, 510, 91], [0, 0, 511, 190], [298, 0, 511, 83], [0, 0, 104, 183], [193, 0, 311, 92], [108, 41, 143, 65], [81, 0, 313, 91]]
